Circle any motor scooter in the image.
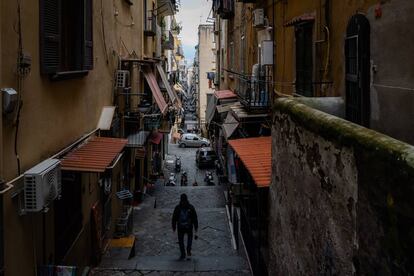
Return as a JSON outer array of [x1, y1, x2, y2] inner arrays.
[[181, 171, 188, 186], [175, 156, 181, 172], [204, 171, 214, 186], [166, 173, 176, 186]]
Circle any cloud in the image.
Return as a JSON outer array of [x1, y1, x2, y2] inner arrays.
[[175, 0, 212, 61]]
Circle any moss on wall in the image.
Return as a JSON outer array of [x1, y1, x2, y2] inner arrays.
[[274, 98, 414, 171], [272, 98, 414, 274]]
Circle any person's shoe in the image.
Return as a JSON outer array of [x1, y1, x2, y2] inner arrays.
[[179, 255, 186, 260], [187, 249, 191, 257]]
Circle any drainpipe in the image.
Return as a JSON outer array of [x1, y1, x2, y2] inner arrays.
[[0, 2, 5, 273]]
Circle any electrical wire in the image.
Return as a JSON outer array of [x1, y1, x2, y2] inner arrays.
[[100, 0, 109, 65], [14, 0, 25, 175]]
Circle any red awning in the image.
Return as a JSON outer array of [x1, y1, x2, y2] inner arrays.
[[214, 90, 237, 100], [143, 66, 168, 115], [228, 137, 271, 188], [61, 137, 128, 172], [149, 132, 163, 145], [284, 14, 315, 27]]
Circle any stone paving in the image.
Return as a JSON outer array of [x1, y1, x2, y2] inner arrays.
[[91, 145, 251, 276]]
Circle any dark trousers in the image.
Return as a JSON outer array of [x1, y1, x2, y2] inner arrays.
[[177, 228, 193, 257]]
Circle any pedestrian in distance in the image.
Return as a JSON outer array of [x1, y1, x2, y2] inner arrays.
[[172, 193, 198, 260]]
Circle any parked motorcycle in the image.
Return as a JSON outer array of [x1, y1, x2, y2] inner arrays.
[[181, 171, 188, 186], [204, 171, 214, 186], [166, 173, 176, 186], [175, 156, 181, 172]]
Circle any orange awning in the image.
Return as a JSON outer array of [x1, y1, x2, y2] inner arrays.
[[143, 66, 168, 115], [61, 137, 128, 172], [228, 136, 271, 188]]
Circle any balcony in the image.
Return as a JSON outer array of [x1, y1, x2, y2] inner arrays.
[[162, 30, 174, 50], [144, 11, 157, 36], [157, 0, 179, 16], [212, 0, 234, 19], [237, 75, 271, 112]]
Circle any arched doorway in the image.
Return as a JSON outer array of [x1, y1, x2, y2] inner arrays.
[[345, 14, 370, 126]]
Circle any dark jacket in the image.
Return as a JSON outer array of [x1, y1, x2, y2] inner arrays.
[[172, 203, 198, 231]]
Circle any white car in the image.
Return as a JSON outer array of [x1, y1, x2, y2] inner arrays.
[[178, 133, 210, 148]]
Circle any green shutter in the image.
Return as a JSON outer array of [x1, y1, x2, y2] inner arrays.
[[83, 0, 93, 70], [39, 0, 61, 74]]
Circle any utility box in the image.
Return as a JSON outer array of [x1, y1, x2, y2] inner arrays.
[[260, 40, 273, 65], [253, 9, 265, 27], [2, 88, 18, 114]]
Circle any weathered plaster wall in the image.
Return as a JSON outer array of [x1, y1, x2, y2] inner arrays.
[[368, 0, 414, 144], [270, 98, 414, 275], [270, 100, 357, 275], [197, 25, 215, 125], [273, 0, 414, 145], [1, 0, 144, 275], [274, 0, 378, 96]]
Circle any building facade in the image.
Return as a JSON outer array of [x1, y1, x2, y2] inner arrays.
[[196, 25, 216, 131], [0, 0, 178, 275], [211, 0, 414, 275]]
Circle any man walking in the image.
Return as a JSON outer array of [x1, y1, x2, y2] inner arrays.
[[172, 194, 198, 260]]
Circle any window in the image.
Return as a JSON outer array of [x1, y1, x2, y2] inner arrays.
[[54, 172, 82, 263], [40, 0, 93, 79], [295, 22, 313, 96]]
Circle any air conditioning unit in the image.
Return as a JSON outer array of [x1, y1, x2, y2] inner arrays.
[[253, 9, 265, 27], [24, 158, 61, 212], [116, 70, 130, 88]]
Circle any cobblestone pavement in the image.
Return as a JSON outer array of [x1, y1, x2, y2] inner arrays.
[[91, 145, 251, 276]]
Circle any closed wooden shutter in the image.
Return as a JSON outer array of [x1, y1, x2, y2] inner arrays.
[[39, 0, 61, 74], [83, 0, 93, 70]]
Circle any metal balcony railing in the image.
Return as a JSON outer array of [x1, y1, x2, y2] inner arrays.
[[143, 114, 161, 131], [237, 74, 272, 112], [144, 10, 157, 36], [212, 0, 234, 19]]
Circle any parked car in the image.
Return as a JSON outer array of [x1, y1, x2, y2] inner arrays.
[[178, 133, 210, 148], [196, 147, 217, 168]]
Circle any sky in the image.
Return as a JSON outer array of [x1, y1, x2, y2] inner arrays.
[[175, 0, 213, 64]]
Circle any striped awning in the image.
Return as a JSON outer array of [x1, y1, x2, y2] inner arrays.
[[143, 66, 168, 115], [61, 137, 127, 172]]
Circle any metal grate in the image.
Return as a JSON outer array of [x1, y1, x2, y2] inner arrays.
[[116, 70, 130, 88], [24, 176, 37, 211]]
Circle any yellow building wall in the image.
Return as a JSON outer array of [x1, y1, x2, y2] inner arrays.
[[274, 0, 378, 96], [0, 0, 144, 275]]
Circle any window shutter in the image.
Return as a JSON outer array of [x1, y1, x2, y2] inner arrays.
[[39, 0, 61, 74], [83, 0, 93, 70]]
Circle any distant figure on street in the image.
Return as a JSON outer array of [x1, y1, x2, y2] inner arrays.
[[172, 193, 198, 260]]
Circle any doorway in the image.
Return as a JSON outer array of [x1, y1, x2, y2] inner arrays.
[[345, 14, 370, 126]]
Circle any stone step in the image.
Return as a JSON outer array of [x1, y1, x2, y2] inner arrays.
[[99, 255, 249, 272]]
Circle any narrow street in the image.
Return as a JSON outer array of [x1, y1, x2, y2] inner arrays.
[[92, 144, 251, 275]]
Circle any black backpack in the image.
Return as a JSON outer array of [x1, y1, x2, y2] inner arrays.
[[178, 208, 192, 229]]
